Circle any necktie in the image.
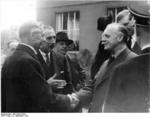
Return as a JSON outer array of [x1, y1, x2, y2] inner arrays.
[[45, 53, 50, 65]]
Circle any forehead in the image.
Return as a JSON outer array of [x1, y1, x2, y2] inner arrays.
[[103, 25, 119, 35], [43, 29, 56, 37]]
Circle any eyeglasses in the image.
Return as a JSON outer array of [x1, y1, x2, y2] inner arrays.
[[46, 36, 56, 40]]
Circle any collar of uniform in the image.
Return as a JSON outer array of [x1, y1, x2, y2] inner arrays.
[[131, 32, 137, 48], [20, 43, 37, 55]]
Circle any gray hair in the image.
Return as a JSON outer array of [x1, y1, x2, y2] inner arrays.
[[107, 23, 129, 43]]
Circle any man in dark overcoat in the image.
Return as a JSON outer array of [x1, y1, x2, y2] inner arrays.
[[70, 23, 138, 112], [103, 53, 150, 112], [1, 21, 74, 112]]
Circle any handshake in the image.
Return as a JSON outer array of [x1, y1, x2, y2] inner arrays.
[[47, 72, 80, 109], [67, 93, 80, 109]]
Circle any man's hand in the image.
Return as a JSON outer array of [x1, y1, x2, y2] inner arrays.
[[47, 73, 57, 87], [67, 93, 79, 109], [47, 73, 67, 89]]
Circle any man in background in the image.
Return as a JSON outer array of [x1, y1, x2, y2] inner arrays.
[[116, 9, 141, 54], [54, 32, 73, 55], [36, 26, 74, 94], [54, 32, 86, 92]]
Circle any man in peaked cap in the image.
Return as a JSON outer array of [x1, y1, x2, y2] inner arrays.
[[128, 1, 150, 54], [116, 0, 150, 54], [128, 0, 150, 26]]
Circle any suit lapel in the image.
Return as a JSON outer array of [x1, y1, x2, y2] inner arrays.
[[16, 44, 46, 78], [95, 48, 131, 88], [94, 60, 108, 86]]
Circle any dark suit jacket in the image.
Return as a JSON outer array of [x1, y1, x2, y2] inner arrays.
[[36, 49, 74, 94], [66, 53, 86, 91], [1, 44, 71, 112], [104, 54, 150, 112], [76, 48, 137, 112]]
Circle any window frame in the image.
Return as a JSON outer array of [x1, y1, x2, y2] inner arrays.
[[107, 6, 127, 22], [55, 11, 80, 51]]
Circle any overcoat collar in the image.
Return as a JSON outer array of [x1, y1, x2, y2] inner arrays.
[[94, 48, 132, 87], [16, 44, 38, 60]]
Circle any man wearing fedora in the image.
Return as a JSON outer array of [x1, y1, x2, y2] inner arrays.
[[54, 32, 73, 55], [54, 32, 86, 94]]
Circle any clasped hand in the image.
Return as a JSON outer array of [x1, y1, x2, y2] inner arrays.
[[67, 93, 79, 109]]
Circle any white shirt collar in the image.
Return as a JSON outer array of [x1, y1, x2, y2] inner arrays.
[[39, 49, 50, 56], [39, 49, 50, 62], [39, 49, 46, 56]]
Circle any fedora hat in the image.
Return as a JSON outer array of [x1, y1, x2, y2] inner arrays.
[[56, 32, 73, 45], [128, 1, 150, 26]]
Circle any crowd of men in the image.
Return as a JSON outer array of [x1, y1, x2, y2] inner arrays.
[[1, 9, 150, 112]]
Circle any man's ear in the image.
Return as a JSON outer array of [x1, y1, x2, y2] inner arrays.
[[117, 33, 124, 42]]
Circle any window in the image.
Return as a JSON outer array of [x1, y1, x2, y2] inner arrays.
[[107, 7, 127, 22], [56, 11, 80, 51]]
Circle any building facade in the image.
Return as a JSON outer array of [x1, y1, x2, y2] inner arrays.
[[37, 0, 150, 54]]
